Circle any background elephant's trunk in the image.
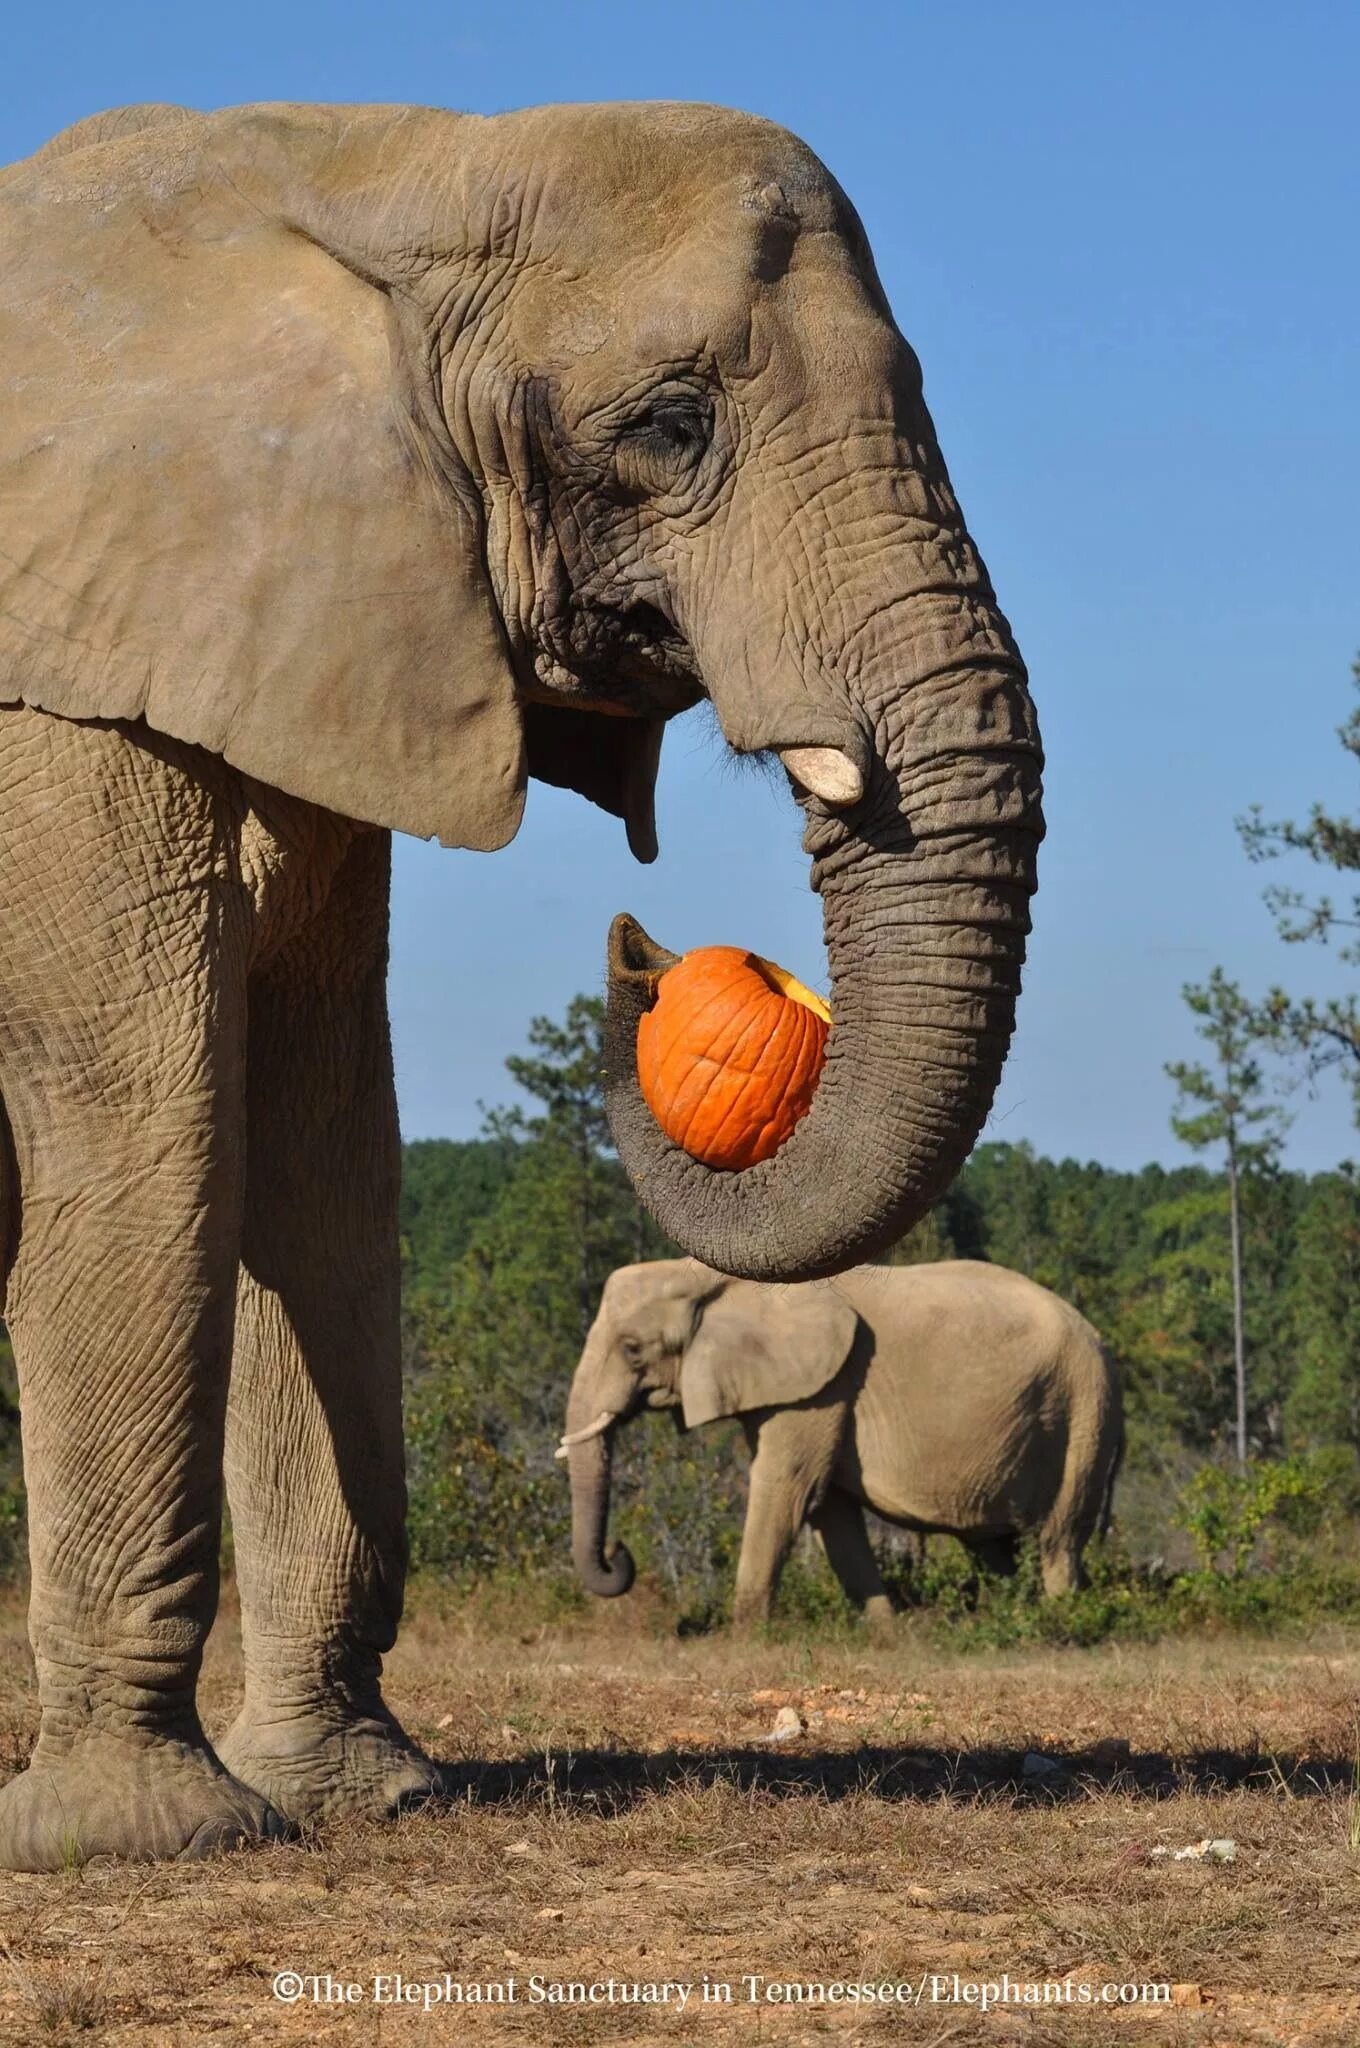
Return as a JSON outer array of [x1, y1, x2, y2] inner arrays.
[[605, 539, 1043, 1281], [564, 1337, 635, 1597], [566, 1429, 634, 1598]]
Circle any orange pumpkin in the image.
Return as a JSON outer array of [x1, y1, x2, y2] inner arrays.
[[637, 946, 831, 1170]]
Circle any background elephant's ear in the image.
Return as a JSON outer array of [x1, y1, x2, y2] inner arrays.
[[0, 113, 525, 850], [680, 1280, 859, 1428]]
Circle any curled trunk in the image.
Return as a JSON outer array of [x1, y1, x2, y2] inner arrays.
[[566, 1429, 634, 1598], [605, 642, 1043, 1280]]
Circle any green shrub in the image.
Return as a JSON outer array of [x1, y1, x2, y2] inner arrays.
[[767, 1540, 860, 1635], [1174, 1455, 1333, 1575], [406, 1375, 567, 1581], [884, 1480, 1360, 1654]]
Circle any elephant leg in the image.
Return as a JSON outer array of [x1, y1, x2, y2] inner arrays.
[[0, 712, 285, 1869], [965, 1534, 1020, 1579], [732, 1406, 842, 1629], [809, 1490, 895, 1624], [1039, 1539, 1081, 1598], [217, 831, 437, 1825]]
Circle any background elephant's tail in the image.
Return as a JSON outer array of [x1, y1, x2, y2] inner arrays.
[[1098, 1390, 1125, 1541], [0, 1089, 14, 1312]]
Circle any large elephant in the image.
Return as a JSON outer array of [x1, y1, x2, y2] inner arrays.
[[562, 1261, 1121, 1626], [0, 100, 1042, 1867]]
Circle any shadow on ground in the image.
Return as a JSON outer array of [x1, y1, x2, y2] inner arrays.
[[435, 1740, 1358, 1811]]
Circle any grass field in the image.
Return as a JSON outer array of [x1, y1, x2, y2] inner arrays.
[[2, 1586, 1359, 2045]]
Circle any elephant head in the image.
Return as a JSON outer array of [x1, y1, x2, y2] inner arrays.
[[560, 1260, 858, 1597], [0, 100, 1042, 1280]]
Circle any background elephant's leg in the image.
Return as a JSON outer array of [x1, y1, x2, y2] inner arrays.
[[1039, 1537, 1082, 1598], [1038, 1399, 1114, 1597], [732, 1405, 843, 1629], [218, 831, 435, 1824], [0, 711, 282, 1869], [809, 1491, 895, 1623], [964, 1535, 1020, 1578]]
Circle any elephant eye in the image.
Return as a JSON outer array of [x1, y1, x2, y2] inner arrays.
[[612, 398, 711, 500], [620, 1337, 644, 1364]]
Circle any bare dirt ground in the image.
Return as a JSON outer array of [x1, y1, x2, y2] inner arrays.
[[1, 1588, 1359, 2046]]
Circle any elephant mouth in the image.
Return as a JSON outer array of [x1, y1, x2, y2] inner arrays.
[[560, 599, 704, 713]]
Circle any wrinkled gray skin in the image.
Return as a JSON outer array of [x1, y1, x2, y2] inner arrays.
[[0, 99, 1041, 1868], [565, 1262, 1122, 1626]]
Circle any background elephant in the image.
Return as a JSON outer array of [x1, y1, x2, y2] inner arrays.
[[0, 99, 1041, 1867], [562, 1260, 1122, 1625]]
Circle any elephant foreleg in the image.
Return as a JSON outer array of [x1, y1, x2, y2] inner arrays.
[[218, 830, 437, 1825], [732, 1403, 844, 1630], [0, 711, 285, 1869], [809, 1490, 895, 1624], [731, 1477, 800, 1630]]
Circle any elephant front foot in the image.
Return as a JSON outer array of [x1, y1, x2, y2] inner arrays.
[[217, 1700, 443, 1826], [0, 1733, 291, 1871]]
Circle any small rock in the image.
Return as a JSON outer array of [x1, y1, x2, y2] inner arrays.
[[768, 1705, 807, 1743], [502, 1840, 533, 1859], [535, 1907, 564, 1922], [1022, 1750, 1062, 1778], [1175, 1838, 1237, 1863], [435, 1712, 453, 1731], [1171, 1983, 1209, 2007]]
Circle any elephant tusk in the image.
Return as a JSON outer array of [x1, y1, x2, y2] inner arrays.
[[777, 745, 865, 807], [554, 1410, 616, 1458]]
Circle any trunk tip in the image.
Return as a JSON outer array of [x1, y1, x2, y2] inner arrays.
[[607, 913, 680, 987], [579, 1540, 635, 1599]]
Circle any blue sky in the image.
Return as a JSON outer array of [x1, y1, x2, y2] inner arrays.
[[7, 1, 1356, 1171]]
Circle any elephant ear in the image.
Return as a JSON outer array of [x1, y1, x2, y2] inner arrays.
[[0, 106, 525, 851], [680, 1278, 859, 1428]]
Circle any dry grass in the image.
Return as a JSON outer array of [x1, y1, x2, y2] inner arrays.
[[2, 1586, 1359, 2045]]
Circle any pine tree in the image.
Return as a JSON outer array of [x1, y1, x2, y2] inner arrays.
[[1167, 969, 1290, 1470], [1238, 655, 1360, 1116]]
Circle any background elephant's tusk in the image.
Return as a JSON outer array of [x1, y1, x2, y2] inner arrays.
[[554, 1410, 616, 1458], [777, 746, 865, 807]]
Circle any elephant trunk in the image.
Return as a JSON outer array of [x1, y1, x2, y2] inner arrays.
[[563, 1339, 635, 1598], [566, 1431, 634, 1597], [605, 572, 1043, 1280]]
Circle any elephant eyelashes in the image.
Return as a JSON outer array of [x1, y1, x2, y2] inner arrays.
[[612, 401, 711, 500]]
